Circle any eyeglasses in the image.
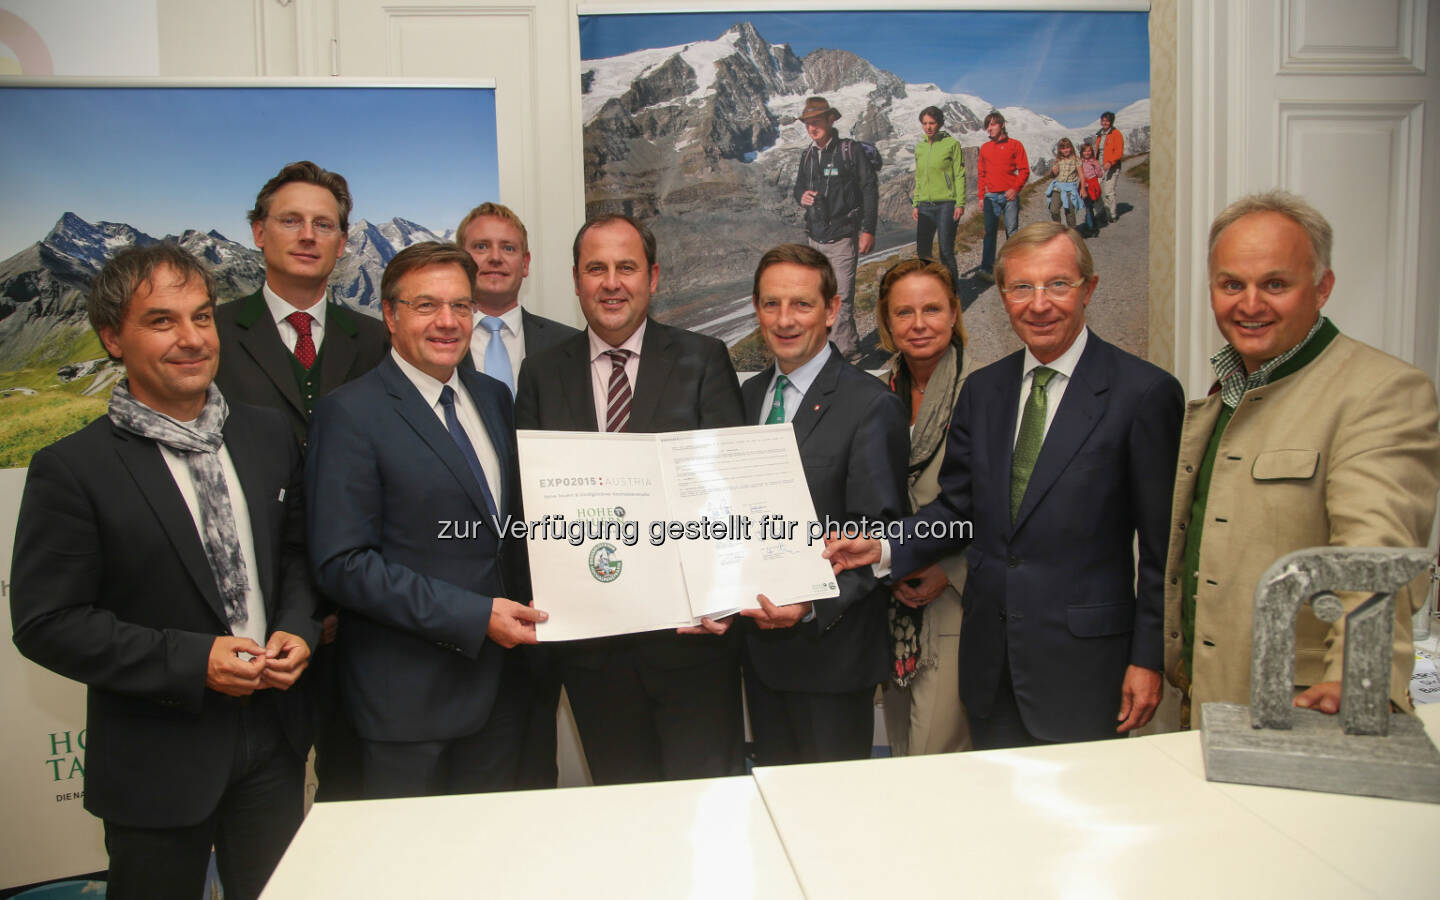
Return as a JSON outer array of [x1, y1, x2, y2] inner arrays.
[[393, 298, 474, 318], [1001, 279, 1087, 303], [268, 214, 341, 237]]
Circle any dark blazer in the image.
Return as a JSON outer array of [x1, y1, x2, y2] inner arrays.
[[514, 318, 744, 666], [215, 289, 388, 446], [10, 404, 319, 829], [463, 307, 581, 377], [521, 308, 581, 356], [740, 347, 908, 692], [893, 332, 1183, 742], [306, 356, 526, 742]]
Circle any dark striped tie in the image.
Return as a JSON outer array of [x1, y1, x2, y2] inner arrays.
[[605, 349, 632, 432]]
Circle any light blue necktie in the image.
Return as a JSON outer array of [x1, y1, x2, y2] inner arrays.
[[480, 316, 514, 396]]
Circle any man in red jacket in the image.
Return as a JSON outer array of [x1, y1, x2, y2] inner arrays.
[[976, 111, 1030, 280]]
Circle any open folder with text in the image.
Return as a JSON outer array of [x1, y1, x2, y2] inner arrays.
[[515, 425, 839, 642]]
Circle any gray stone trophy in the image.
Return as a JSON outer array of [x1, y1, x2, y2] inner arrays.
[[1201, 546, 1440, 803]]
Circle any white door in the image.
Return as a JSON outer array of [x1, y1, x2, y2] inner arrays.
[[1177, 0, 1438, 390]]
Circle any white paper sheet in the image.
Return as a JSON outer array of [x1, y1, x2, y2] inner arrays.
[[516, 431, 691, 642], [656, 426, 838, 619]]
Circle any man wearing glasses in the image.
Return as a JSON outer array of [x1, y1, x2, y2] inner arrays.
[[216, 161, 388, 802], [826, 222, 1183, 749], [306, 242, 546, 798], [218, 161, 387, 449]]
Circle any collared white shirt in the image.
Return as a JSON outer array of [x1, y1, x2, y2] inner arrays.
[[390, 349, 503, 513], [471, 304, 525, 377], [263, 282, 329, 358], [588, 319, 647, 432], [756, 343, 832, 424], [1012, 326, 1089, 446], [159, 439, 267, 647]]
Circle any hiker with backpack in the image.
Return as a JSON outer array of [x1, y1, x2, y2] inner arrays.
[[793, 96, 878, 360]]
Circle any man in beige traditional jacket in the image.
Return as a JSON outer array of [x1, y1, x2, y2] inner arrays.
[[1164, 190, 1440, 724]]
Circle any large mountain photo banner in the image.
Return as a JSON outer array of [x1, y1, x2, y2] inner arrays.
[[0, 83, 500, 469], [578, 10, 1150, 371], [0, 81, 497, 895]]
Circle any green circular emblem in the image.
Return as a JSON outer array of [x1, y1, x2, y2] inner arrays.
[[589, 542, 622, 583]]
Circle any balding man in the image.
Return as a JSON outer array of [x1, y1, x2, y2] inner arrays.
[[1164, 190, 1440, 724]]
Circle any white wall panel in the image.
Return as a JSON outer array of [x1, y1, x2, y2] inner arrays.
[[1280, 101, 1421, 354], [1280, 0, 1426, 73], [329, 2, 584, 327]]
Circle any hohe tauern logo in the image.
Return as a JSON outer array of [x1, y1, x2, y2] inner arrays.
[[589, 542, 622, 582]]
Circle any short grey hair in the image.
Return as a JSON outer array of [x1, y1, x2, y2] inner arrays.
[[89, 243, 215, 344], [1208, 190, 1332, 283]]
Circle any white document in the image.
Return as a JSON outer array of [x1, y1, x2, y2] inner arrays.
[[515, 431, 692, 642], [655, 426, 839, 619], [516, 425, 838, 642]]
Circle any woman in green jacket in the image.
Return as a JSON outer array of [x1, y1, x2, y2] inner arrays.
[[913, 106, 967, 294]]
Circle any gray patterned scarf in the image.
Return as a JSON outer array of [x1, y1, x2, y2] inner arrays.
[[108, 381, 249, 626]]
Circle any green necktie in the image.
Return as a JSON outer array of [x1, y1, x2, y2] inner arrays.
[[1010, 366, 1057, 522], [764, 375, 790, 424]]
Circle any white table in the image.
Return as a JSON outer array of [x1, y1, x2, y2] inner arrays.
[[261, 775, 802, 899], [264, 709, 1440, 899], [751, 704, 1440, 899]]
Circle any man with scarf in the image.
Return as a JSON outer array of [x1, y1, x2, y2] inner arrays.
[[11, 243, 319, 900]]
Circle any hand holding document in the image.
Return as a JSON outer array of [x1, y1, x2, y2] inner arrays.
[[515, 425, 840, 642]]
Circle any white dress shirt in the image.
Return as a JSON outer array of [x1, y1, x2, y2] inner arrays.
[[587, 319, 647, 432], [390, 349, 503, 513], [471, 304, 525, 377], [263, 283, 329, 357]]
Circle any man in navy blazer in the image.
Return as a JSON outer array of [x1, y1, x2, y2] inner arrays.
[[722, 243, 907, 765], [12, 244, 318, 900], [306, 242, 545, 798], [827, 223, 1183, 749]]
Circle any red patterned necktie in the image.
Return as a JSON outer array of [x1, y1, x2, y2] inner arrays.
[[287, 311, 316, 370], [604, 349, 632, 432]]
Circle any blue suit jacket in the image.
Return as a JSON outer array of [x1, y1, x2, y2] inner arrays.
[[893, 332, 1183, 741], [306, 356, 527, 742]]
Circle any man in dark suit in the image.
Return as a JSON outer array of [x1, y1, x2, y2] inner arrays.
[[728, 244, 908, 765], [216, 161, 388, 448], [456, 201, 579, 394], [514, 214, 746, 785], [306, 242, 545, 799], [456, 201, 579, 789], [215, 161, 387, 802], [826, 222, 1183, 749], [11, 244, 318, 900]]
